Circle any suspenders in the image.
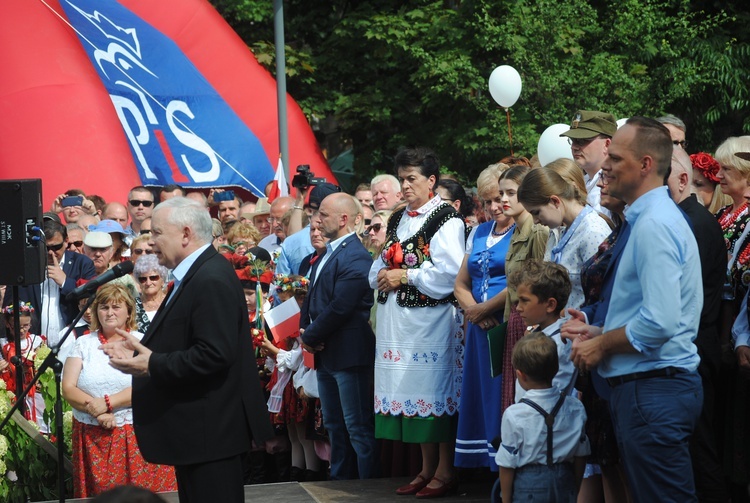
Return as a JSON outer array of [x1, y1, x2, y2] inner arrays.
[[519, 392, 567, 467]]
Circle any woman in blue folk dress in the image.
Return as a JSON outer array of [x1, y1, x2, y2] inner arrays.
[[453, 165, 515, 468]]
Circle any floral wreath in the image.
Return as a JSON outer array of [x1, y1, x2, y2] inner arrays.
[[1, 302, 34, 315], [272, 274, 309, 293], [690, 152, 720, 184]]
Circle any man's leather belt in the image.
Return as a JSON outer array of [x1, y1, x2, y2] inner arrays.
[[606, 366, 687, 387]]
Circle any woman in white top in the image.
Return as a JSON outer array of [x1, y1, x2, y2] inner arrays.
[[518, 166, 612, 311], [370, 147, 465, 497], [62, 283, 175, 498]]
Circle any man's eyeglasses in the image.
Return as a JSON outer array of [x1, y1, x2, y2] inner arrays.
[[47, 242, 65, 252], [673, 140, 688, 148], [567, 136, 603, 148], [129, 199, 154, 207], [267, 217, 282, 223], [366, 223, 383, 234], [132, 248, 153, 255], [138, 275, 161, 283], [140, 229, 152, 235], [67, 241, 84, 249]]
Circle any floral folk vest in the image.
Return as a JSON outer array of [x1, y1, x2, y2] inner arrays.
[[377, 204, 463, 307]]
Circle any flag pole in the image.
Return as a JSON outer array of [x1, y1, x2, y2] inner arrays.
[[274, 0, 290, 181]]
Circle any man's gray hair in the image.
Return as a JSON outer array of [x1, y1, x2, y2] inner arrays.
[[371, 174, 400, 193], [657, 114, 687, 133], [154, 197, 213, 244]]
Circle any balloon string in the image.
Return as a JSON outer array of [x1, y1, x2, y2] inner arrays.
[[505, 108, 514, 156]]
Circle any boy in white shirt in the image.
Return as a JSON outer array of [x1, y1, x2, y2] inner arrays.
[[508, 259, 576, 401], [496, 332, 590, 502]]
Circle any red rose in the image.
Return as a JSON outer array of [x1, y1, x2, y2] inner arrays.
[[690, 152, 720, 184]]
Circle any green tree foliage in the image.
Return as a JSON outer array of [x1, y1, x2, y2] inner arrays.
[[211, 0, 750, 185]]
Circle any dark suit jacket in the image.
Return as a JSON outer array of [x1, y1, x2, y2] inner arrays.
[[3, 251, 96, 331], [679, 194, 726, 372], [131, 246, 273, 466], [301, 234, 375, 371]]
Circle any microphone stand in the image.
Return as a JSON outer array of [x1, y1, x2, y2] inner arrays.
[[0, 292, 96, 503]]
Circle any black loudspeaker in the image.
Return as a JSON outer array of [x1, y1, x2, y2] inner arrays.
[[0, 179, 45, 286]]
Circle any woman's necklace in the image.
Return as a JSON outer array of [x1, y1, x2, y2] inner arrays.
[[98, 331, 126, 345], [142, 293, 165, 311], [719, 202, 748, 232], [491, 222, 514, 237]]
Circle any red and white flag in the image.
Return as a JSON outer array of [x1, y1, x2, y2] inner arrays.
[[265, 297, 300, 343], [267, 156, 289, 203]]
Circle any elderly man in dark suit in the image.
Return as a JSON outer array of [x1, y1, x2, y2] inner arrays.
[[3, 220, 96, 337], [102, 197, 273, 503], [301, 192, 377, 480]]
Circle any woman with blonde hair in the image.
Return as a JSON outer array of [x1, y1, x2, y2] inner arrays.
[[518, 167, 611, 311], [225, 221, 262, 257], [691, 152, 731, 214], [62, 283, 175, 497], [544, 158, 589, 206], [454, 163, 545, 470]]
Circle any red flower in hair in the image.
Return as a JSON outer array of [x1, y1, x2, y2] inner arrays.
[[690, 152, 720, 184]]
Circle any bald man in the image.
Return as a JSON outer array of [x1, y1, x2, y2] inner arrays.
[[667, 146, 727, 502], [301, 193, 377, 480]]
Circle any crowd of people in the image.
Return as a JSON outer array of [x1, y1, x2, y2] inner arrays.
[[2, 112, 750, 502]]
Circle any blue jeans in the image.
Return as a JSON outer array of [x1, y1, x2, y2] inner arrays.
[[609, 371, 703, 502], [317, 363, 377, 479]]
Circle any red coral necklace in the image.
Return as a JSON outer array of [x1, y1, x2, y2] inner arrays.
[[719, 202, 748, 231]]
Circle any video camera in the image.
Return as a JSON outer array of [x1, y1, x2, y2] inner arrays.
[[292, 165, 326, 191]]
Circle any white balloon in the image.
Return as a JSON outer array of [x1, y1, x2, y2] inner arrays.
[[616, 118, 629, 129], [537, 124, 574, 166], [488, 65, 522, 108]]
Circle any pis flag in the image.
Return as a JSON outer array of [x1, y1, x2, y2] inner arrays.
[[0, 0, 333, 208], [59, 0, 274, 194], [265, 297, 301, 343]]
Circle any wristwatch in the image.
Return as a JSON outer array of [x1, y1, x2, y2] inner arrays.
[[400, 271, 408, 286]]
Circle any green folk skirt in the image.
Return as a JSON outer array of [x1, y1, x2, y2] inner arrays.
[[375, 414, 458, 444]]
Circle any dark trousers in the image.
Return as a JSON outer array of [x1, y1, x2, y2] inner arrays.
[[610, 371, 703, 503], [175, 454, 245, 503], [690, 349, 729, 502]]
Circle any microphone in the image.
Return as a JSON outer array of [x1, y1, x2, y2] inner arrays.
[[66, 261, 135, 301]]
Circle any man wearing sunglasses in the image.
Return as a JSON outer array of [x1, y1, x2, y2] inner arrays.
[[559, 109, 617, 216], [2, 221, 96, 337], [125, 186, 155, 239]]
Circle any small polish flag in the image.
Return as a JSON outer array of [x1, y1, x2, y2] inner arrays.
[[265, 297, 300, 343], [267, 155, 289, 203]]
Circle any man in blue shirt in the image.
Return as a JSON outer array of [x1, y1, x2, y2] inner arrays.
[[571, 116, 703, 502]]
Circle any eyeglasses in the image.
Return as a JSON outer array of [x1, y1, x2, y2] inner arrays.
[[140, 229, 152, 235], [232, 241, 254, 249], [366, 223, 383, 234], [132, 248, 153, 255], [47, 242, 65, 252], [138, 275, 161, 283], [567, 136, 602, 148], [67, 241, 84, 249], [673, 140, 688, 148], [129, 199, 154, 207], [266, 217, 282, 223]]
